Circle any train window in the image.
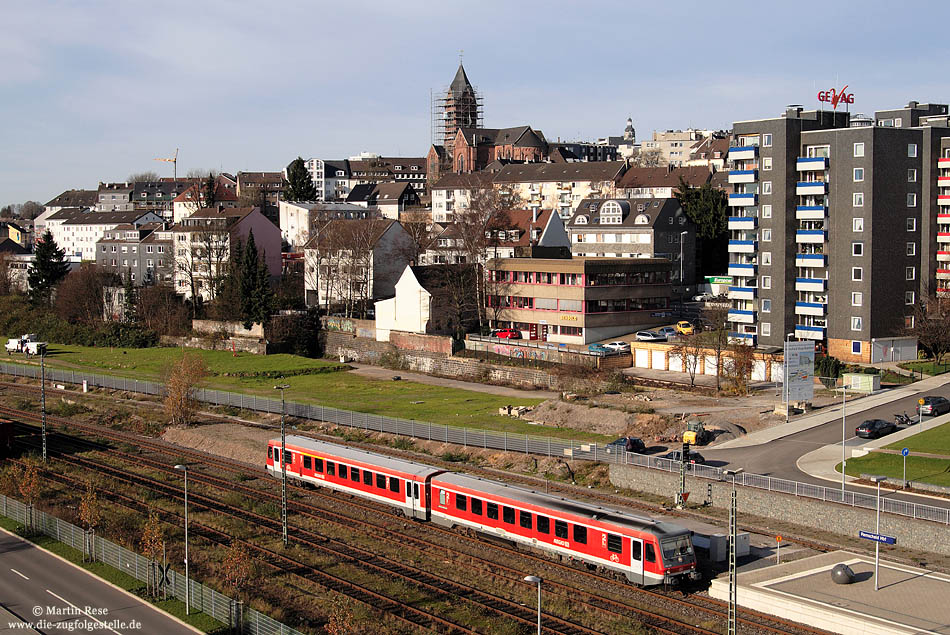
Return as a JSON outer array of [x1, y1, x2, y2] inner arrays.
[[439, 490, 447, 506], [573, 525, 587, 544], [315, 458, 323, 473], [303, 456, 312, 470], [326, 461, 335, 476], [413, 483, 419, 499], [455, 494, 467, 511], [607, 534, 623, 554], [339, 465, 348, 479], [272, 447, 278, 461], [363, 470, 372, 485], [631, 541, 642, 562], [645, 543, 656, 563], [376, 473, 386, 489], [351, 468, 360, 482], [502, 507, 515, 524], [486, 503, 498, 520], [407, 481, 412, 496], [283, 450, 292, 464], [389, 477, 400, 493], [519, 511, 532, 530], [471, 498, 482, 515], [554, 520, 568, 539], [536, 515, 550, 534]]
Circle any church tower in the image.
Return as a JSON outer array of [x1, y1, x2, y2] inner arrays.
[[432, 62, 483, 154]]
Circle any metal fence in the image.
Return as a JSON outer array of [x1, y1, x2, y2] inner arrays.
[[0, 493, 306, 635], [3, 361, 949, 527]]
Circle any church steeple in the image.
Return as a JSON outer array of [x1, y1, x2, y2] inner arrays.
[[437, 61, 482, 150], [450, 63, 473, 94]]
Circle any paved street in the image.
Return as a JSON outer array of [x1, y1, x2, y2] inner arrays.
[[0, 530, 197, 635]]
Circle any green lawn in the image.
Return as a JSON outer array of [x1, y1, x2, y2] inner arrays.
[[899, 360, 950, 376], [840, 453, 950, 487], [882, 421, 950, 455]]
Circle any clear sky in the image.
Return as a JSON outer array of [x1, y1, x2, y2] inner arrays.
[[2, 0, 947, 207]]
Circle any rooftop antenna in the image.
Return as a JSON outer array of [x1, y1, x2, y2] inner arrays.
[[154, 148, 178, 179]]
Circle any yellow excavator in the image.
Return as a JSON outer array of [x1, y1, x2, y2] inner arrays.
[[682, 420, 711, 446]]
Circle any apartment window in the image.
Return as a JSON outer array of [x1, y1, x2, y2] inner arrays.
[[853, 142, 865, 157], [852, 242, 863, 256], [906, 242, 916, 256], [762, 133, 773, 147], [761, 252, 771, 266], [895, 118, 903, 128], [851, 317, 863, 331], [762, 228, 772, 242], [761, 275, 771, 289], [853, 218, 864, 232], [907, 193, 917, 207], [851, 292, 863, 306], [905, 291, 915, 305], [762, 181, 772, 195], [762, 157, 772, 171], [907, 218, 917, 232], [761, 299, 771, 313], [852, 341, 862, 355], [906, 267, 916, 281], [761, 204, 772, 219], [851, 267, 863, 281], [905, 315, 915, 329], [761, 322, 771, 337], [908, 169, 917, 182], [853, 168, 864, 182], [853, 192, 864, 207], [908, 143, 917, 158]]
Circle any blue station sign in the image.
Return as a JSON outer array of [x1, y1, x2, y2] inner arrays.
[[859, 531, 896, 545]]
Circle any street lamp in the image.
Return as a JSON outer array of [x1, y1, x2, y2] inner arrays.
[[40, 347, 47, 463], [870, 475, 886, 591], [841, 385, 848, 495], [275, 384, 290, 546], [784, 333, 794, 424], [679, 230, 688, 302], [523, 575, 542, 635], [723, 468, 743, 635], [174, 464, 190, 615]]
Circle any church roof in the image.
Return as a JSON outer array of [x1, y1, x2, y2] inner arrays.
[[450, 63, 473, 93]]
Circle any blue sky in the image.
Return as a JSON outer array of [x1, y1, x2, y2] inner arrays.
[[2, 0, 947, 206]]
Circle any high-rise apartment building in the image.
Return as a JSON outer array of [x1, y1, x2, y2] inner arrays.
[[727, 102, 950, 362]]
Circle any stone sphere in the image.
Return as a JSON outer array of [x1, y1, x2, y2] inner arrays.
[[831, 563, 855, 584]]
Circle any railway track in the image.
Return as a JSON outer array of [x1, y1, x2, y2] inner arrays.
[[4, 405, 829, 635]]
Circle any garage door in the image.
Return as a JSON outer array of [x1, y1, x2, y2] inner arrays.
[[752, 360, 767, 381], [669, 353, 683, 373], [703, 355, 717, 376], [635, 349, 649, 368], [771, 362, 784, 384], [651, 350, 666, 369]]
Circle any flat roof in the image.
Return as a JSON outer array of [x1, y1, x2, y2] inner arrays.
[[276, 435, 444, 479]]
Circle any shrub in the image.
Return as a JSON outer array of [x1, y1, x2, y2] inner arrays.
[[379, 350, 408, 371]]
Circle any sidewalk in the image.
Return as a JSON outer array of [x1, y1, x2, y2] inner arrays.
[[713, 371, 950, 449]]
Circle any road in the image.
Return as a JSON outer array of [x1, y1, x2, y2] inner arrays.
[[0, 530, 197, 635]]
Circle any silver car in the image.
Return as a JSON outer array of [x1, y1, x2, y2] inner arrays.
[[635, 330, 666, 342]]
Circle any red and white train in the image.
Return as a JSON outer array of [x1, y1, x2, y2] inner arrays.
[[266, 435, 699, 586]]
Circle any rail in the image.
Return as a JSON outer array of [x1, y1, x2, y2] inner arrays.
[[2, 361, 948, 526]]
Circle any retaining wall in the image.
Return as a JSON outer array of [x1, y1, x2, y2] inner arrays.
[[160, 335, 267, 355]]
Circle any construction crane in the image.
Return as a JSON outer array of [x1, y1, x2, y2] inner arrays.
[[154, 148, 178, 179]]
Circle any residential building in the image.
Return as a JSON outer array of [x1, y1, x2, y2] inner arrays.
[[640, 129, 717, 166], [683, 136, 731, 170], [3, 251, 80, 293], [303, 219, 414, 311], [566, 198, 697, 285], [726, 102, 950, 361], [236, 172, 286, 220], [96, 223, 173, 285], [451, 126, 548, 174], [303, 158, 352, 201], [345, 182, 420, 220], [430, 172, 494, 223], [485, 257, 672, 344], [171, 206, 281, 302], [278, 200, 378, 248], [48, 209, 163, 261], [44, 189, 98, 215], [548, 140, 619, 162], [96, 183, 134, 211], [131, 180, 197, 220], [342, 154, 428, 197], [172, 181, 238, 223], [0, 222, 28, 247], [375, 264, 478, 341], [0, 238, 29, 256], [492, 161, 627, 219], [616, 166, 718, 199]]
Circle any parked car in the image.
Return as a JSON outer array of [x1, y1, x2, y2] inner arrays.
[[588, 343, 613, 354], [657, 450, 706, 465], [855, 419, 897, 439], [605, 436, 646, 454], [916, 395, 950, 416], [657, 326, 677, 339], [604, 341, 631, 353], [635, 330, 666, 342], [693, 318, 713, 331], [692, 293, 714, 302], [491, 329, 522, 339], [675, 321, 695, 336]]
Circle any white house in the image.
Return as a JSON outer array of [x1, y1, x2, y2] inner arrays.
[[278, 200, 374, 248], [48, 209, 164, 261], [375, 264, 477, 342]]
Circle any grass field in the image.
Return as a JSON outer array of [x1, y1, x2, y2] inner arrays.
[[898, 359, 950, 376], [882, 421, 950, 455], [6, 344, 592, 440], [838, 421, 950, 486]]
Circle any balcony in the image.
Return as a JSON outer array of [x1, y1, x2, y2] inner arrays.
[[728, 169, 758, 184], [796, 205, 827, 221], [728, 193, 758, 207], [937, 177, 950, 187], [727, 309, 756, 324], [727, 286, 757, 300], [796, 157, 829, 171], [938, 213, 950, 223], [796, 229, 827, 244], [728, 216, 757, 230], [939, 232, 950, 244], [795, 325, 826, 340], [729, 332, 756, 345], [729, 146, 758, 161], [795, 302, 826, 317], [937, 251, 950, 263], [728, 239, 757, 253], [796, 181, 828, 196], [939, 196, 950, 207], [728, 263, 757, 277], [796, 277, 827, 292], [939, 158, 950, 168], [938, 269, 950, 280], [795, 253, 827, 268]]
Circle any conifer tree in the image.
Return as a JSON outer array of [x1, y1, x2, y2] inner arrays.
[[28, 230, 70, 306], [285, 157, 318, 201], [123, 268, 137, 324]]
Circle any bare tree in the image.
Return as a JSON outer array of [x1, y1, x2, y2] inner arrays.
[[398, 209, 437, 263], [671, 332, 704, 387], [79, 482, 101, 562], [175, 226, 231, 310], [0, 251, 12, 296], [222, 541, 253, 596], [14, 459, 42, 532], [909, 292, 950, 370], [137, 284, 190, 335], [723, 343, 755, 395], [632, 147, 665, 167], [163, 353, 209, 427], [55, 264, 118, 325], [185, 168, 219, 179], [702, 303, 731, 393], [128, 171, 161, 182], [140, 510, 163, 597]]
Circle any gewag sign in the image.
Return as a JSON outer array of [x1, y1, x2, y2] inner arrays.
[[785, 340, 815, 402]]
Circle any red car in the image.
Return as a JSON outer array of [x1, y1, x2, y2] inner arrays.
[[491, 329, 522, 339]]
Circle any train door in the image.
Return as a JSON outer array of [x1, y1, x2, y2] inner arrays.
[[423, 481, 432, 521], [630, 537, 645, 586], [407, 480, 416, 517]]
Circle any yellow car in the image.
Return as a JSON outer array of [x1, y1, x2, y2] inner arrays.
[[675, 321, 694, 335]]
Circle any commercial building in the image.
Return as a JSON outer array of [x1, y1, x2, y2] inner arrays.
[[485, 257, 672, 344], [726, 101, 950, 361]]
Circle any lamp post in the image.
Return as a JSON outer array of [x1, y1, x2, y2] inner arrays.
[[870, 475, 886, 591], [275, 383, 290, 546], [723, 468, 743, 635], [523, 575, 542, 635], [784, 333, 794, 424], [41, 347, 47, 463], [841, 385, 848, 495], [174, 464, 189, 615], [679, 230, 688, 303]]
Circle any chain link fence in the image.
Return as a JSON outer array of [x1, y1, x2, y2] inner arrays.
[[3, 361, 948, 526], [0, 493, 305, 635]]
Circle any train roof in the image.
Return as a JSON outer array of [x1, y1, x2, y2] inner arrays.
[[434, 472, 688, 537], [275, 435, 444, 479]]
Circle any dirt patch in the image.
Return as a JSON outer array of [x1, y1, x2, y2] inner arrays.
[[520, 399, 675, 440], [163, 423, 274, 465]]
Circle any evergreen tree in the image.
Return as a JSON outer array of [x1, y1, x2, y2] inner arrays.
[[28, 230, 70, 307], [239, 232, 258, 328], [253, 248, 274, 325], [674, 178, 730, 276], [203, 173, 217, 208], [123, 268, 137, 324], [285, 157, 318, 201]]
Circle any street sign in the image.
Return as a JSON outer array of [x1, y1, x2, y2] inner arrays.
[[785, 341, 816, 402], [776, 535, 782, 543], [859, 531, 896, 545], [901, 448, 910, 457], [919, 398, 925, 405], [682, 492, 690, 502]]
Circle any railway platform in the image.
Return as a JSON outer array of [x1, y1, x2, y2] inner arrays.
[[709, 550, 950, 634]]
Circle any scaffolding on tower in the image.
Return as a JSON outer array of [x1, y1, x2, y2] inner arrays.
[[430, 64, 484, 152]]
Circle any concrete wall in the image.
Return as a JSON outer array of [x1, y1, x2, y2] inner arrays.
[[160, 335, 267, 355], [323, 316, 376, 340], [390, 331, 454, 355], [609, 463, 950, 557], [192, 319, 264, 338]]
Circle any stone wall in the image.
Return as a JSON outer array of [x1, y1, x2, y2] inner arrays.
[[323, 316, 376, 340], [192, 320, 264, 338], [160, 335, 267, 355], [390, 331, 455, 356], [609, 464, 950, 557]]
